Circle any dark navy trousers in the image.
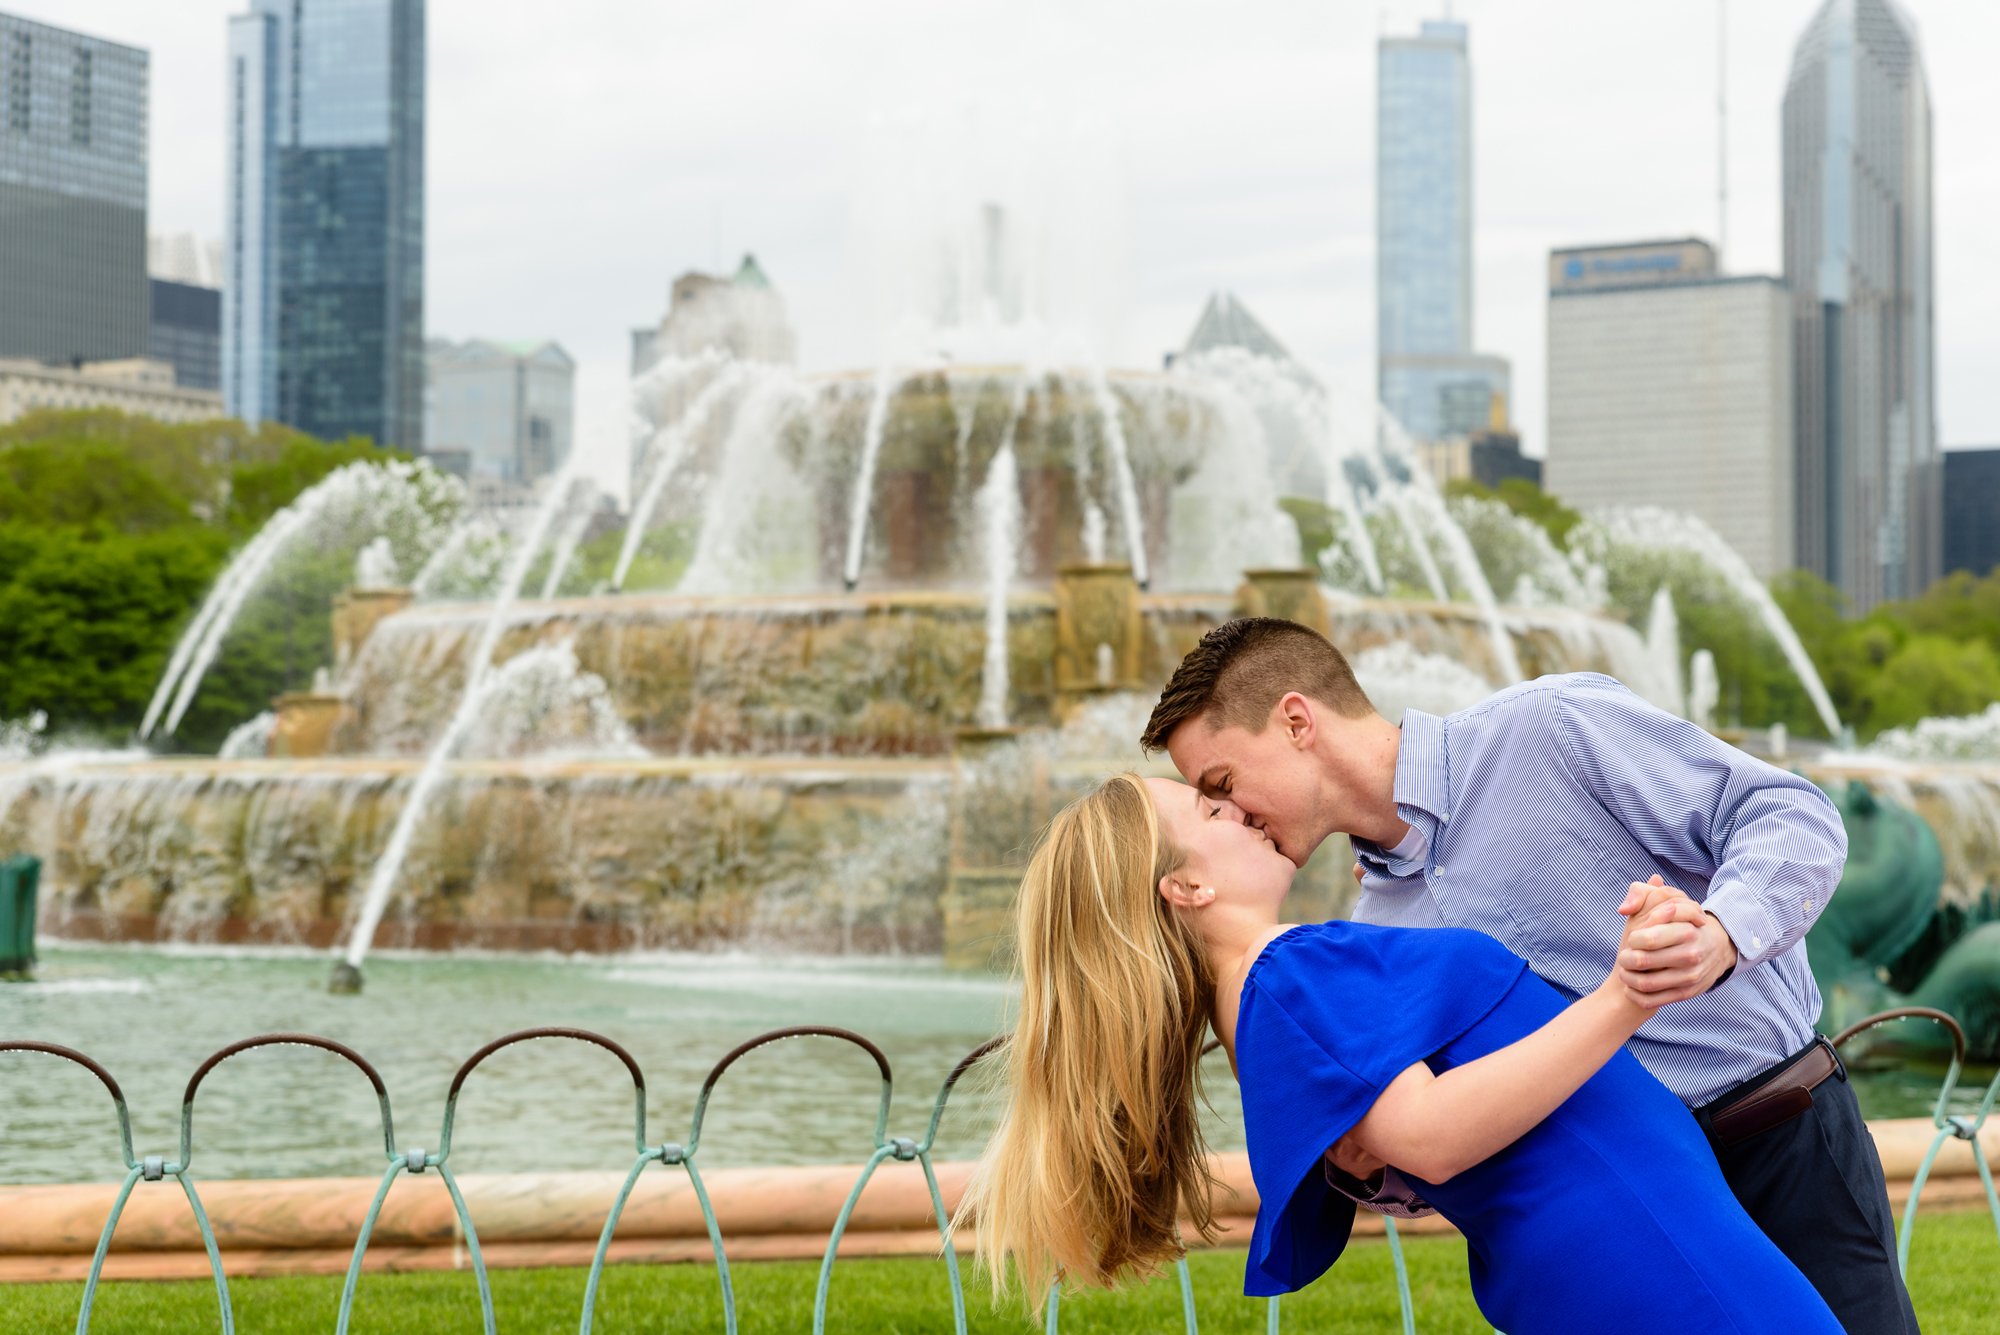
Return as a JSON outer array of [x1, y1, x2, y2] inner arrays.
[[1699, 1058, 1921, 1335]]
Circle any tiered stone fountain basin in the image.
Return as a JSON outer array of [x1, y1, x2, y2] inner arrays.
[[4, 577, 1664, 962]]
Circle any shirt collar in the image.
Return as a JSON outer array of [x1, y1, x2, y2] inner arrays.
[[1392, 709, 1450, 822]]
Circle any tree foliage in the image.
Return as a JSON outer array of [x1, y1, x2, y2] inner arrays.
[[0, 409, 394, 750], [1466, 478, 2000, 740]]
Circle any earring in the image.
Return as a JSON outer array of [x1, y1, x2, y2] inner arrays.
[[1198, 888, 1216, 904]]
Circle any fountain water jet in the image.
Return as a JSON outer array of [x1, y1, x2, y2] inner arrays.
[[974, 383, 1027, 729], [334, 456, 596, 991], [1084, 369, 1149, 588], [1586, 506, 1841, 736], [139, 460, 462, 740], [612, 360, 753, 591], [1644, 587, 1685, 717], [537, 480, 598, 601], [842, 367, 906, 590]]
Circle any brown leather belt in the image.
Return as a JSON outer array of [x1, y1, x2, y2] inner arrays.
[[1707, 1037, 1842, 1147]]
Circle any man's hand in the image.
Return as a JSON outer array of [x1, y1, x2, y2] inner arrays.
[[1326, 1132, 1387, 1187], [1615, 874, 1739, 1009]]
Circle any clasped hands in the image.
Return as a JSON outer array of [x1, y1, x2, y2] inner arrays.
[[1613, 874, 1739, 1008]]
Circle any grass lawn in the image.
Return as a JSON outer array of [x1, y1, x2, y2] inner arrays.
[[5, 1211, 1996, 1333]]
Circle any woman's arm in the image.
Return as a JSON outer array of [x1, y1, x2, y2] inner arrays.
[[1345, 901, 1673, 1184]]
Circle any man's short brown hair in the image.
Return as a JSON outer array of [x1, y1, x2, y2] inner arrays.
[[1140, 617, 1375, 754]]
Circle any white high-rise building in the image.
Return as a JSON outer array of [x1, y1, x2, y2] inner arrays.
[[1544, 239, 1795, 578]]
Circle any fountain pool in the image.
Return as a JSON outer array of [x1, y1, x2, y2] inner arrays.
[[4, 942, 1986, 1188], [0, 943, 1022, 1185]]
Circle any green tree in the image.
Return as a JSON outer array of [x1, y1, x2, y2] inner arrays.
[[0, 408, 404, 750], [1860, 636, 2000, 734], [0, 524, 230, 732]]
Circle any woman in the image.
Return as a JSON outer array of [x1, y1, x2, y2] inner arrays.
[[963, 773, 1841, 1335]]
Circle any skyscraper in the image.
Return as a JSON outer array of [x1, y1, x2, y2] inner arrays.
[[0, 12, 148, 365], [1377, 18, 1509, 443], [1545, 240, 1795, 578], [225, 0, 424, 449], [1783, 0, 1937, 611], [424, 338, 574, 492]]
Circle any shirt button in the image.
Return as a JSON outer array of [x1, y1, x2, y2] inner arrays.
[[1435, 867, 1445, 877], [1752, 936, 1763, 949]]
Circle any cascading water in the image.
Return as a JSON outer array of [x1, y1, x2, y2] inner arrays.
[[975, 383, 1027, 729], [842, 366, 904, 590], [612, 358, 752, 591], [1186, 347, 1385, 592], [1375, 412, 1525, 685], [1173, 342, 1522, 684], [537, 479, 599, 600], [332, 456, 595, 992], [138, 460, 463, 740], [1084, 369, 1150, 588], [1644, 587, 1685, 717], [1584, 506, 1841, 736]]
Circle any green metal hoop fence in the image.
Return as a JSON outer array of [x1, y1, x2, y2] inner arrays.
[[11, 1006, 1988, 1334]]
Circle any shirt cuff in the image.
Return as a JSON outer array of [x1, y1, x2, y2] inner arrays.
[[1701, 880, 1780, 968]]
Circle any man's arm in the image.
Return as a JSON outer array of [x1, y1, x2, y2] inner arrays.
[[1553, 677, 1848, 986]]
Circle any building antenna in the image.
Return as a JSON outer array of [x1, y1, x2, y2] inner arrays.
[[1717, 0, 1729, 270]]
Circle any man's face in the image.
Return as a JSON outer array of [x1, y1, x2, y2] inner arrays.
[[1164, 708, 1327, 868]]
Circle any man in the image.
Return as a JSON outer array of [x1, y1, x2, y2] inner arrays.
[[1141, 617, 1914, 1335]]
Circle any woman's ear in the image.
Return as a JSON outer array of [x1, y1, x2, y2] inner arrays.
[[1159, 871, 1211, 911]]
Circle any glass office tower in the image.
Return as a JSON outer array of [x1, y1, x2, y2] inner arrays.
[[0, 12, 148, 365], [225, 0, 423, 449], [1376, 18, 1508, 443], [1783, 0, 1937, 611]]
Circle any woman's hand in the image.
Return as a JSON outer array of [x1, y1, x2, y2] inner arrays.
[[1613, 875, 1725, 1009]]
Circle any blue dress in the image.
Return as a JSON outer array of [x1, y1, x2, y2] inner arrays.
[[1235, 921, 1843, 1335]]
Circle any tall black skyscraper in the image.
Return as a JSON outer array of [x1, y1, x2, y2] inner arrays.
[[1783, 0, 1937, 611], [224, 0, 424, 449], [0, 12, 147, 365]]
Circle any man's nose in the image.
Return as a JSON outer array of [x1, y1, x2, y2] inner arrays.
[[1213, 797, 1253, 825]]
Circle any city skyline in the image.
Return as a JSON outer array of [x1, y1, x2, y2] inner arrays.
[[14, 0, 2000, 502]]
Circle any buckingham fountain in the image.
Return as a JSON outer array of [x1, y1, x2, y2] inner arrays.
[[4, 221, 2000, 1081]]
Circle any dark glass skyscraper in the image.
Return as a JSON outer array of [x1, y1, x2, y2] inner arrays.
[[1783, 0, 1937, 611], [0, 12, 148, 365], [224, 0, 423, 449]]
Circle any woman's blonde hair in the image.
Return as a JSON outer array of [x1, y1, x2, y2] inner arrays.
[[960, 772, 1219, 1307]]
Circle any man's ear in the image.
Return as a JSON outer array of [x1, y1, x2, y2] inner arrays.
[[1275, 692, 1317, 751]]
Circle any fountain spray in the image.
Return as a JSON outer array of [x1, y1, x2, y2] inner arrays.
[[842, 366, 903, 590], [331, 457, 593, 993], [975, 379, 1029, 729]]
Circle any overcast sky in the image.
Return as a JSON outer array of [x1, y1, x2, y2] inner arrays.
[[31, 0, 2000, 496]]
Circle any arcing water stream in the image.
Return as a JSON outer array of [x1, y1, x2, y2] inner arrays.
[[332, 455, 595, 991], [138, 461, 462, 742]]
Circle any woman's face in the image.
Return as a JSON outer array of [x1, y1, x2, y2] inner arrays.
[[1145, 776, 1297, 913]]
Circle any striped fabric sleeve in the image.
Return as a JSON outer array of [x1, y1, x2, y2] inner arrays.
[[1551, 677, 1848, 970]]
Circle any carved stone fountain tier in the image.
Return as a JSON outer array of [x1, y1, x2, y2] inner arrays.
[[325, 576, 1656, 759]]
